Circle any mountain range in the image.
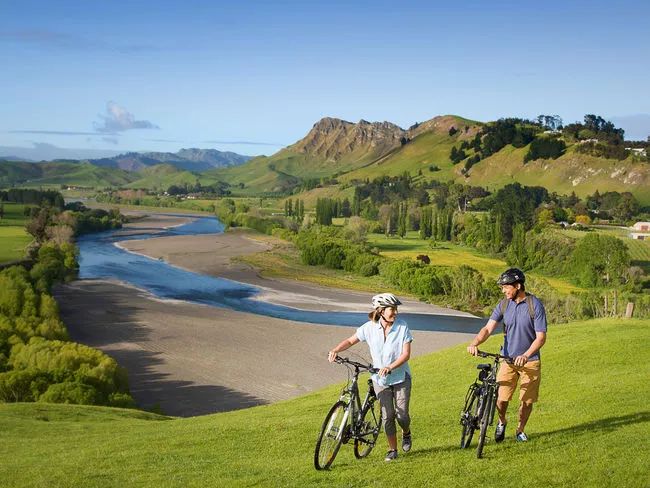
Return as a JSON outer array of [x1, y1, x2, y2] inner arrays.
[[87, 148, 251, 172], [1, 115, 648, 204]]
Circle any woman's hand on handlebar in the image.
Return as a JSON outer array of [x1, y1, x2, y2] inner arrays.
[[378, 367, 391, 377]]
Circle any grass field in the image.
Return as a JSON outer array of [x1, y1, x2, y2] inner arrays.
[[1, 318, 648, 487], [366, 232, 581, 294], [0, 202, 32, 263]]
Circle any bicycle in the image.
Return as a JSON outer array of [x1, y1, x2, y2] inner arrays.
[[314, 356, 383, 470], [459, 350, 513, 458]]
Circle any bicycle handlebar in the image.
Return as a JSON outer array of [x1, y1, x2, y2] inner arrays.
[[476, 350, 514, 363], [333, 356, 385, 374]]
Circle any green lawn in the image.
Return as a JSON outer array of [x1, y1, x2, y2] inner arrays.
[[0, 202, 32, 263], [1, 318, 648, 487]]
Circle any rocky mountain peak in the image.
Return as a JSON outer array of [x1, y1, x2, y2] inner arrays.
[[291, 117, 406, 163]]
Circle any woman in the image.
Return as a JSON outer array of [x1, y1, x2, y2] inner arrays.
[[328, 292, 413, 462]]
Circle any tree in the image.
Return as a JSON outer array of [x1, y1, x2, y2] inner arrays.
[[571, 234, 630, 287], [537, 208, 554, 226], [25, 208, 51, 243], [419, 207, 432, 239], [612, 193, 640, 222], [379, 205, 395, 236], [352, 189, 362, 216], [344, 217, 369, 244], [315, 198, 333, 226], [506, 223, 527, 267], [341, 198, 351, 218], [491, 183, 547, 244], [397, 203, 407, 238]]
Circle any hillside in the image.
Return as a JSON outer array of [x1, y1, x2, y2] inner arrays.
[[1, 318, 647, 487], [463, 145, 650, 204], [208, 115, 477, 195], [209, 115, 650, 204], [125, 164, 201, 190], [0, 161, 137, 188], [90, 148, 251, 172]]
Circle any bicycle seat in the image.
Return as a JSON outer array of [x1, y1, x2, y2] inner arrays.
[[476, 364, 491, 371]]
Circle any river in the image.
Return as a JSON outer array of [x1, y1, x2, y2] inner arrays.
[[77, 215, 484, 333]]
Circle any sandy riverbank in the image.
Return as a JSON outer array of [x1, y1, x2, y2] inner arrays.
[[54, 212, 478, 416], [118, 226, 476, 316]]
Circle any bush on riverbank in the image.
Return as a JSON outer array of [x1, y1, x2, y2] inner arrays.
[[0, 241, 134, 408]]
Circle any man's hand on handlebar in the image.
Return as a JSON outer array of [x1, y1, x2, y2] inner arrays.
[[467, 344, 479, 356], [513, 354, 529, 367], [328, 351, 338, 363]]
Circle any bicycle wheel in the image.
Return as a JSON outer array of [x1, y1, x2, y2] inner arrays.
[[314, 401, 349, 470], [354, 395, 382, 459], [460, 384, 480, 448], [476, 389, 495, 459]]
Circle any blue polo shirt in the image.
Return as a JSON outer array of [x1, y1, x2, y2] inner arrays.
[[355, 318, 413, 387], [489, 295, 547, 360]]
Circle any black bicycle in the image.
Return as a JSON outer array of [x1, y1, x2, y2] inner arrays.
[[460, 350, 513, 458], [314, 356, 383, 470]]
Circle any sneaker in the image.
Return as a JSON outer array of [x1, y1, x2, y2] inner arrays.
[[384, 449, 398, 462], [495, 422, 506, 443], [402, 432, 412, 452], [515, 432, 529, 442]]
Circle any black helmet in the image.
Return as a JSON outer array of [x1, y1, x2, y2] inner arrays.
[[496, 268, 525, 286]]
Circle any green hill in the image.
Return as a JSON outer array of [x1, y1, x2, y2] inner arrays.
[[1, 318, 647, 487], [206, 115, 650, 205], [0, 161, 137, 189], [125, 164, 202, 190], [463, 144, 650, 205]]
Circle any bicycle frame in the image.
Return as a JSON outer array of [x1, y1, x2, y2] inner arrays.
[[336, 365, 377, 441], [460, 350, 512, 458], [314, 356, 383, 470]]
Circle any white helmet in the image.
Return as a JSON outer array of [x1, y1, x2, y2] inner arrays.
[[371, 293, 402, 309]]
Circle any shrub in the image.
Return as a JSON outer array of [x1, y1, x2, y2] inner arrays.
[[38, 381, 100, 405]]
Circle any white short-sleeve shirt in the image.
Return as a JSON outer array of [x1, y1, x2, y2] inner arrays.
[[356, 318, 413, 387]]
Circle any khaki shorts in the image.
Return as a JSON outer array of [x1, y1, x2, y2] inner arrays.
[[497, 360, 541, 404]]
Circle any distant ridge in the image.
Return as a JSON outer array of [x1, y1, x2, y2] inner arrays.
[[0, 155, 34, 162], [89, 148, 251, 172]]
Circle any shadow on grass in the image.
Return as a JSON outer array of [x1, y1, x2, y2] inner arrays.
[[409, 411, 650, 459], [535, 411, 650, 440]]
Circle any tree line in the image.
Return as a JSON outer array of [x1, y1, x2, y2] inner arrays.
[[0, 204, 134, 407]]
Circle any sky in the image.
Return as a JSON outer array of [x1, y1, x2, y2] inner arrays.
[[1, 0, 649, 161]]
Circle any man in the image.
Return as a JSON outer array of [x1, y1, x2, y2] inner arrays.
[[467, 268, 547, 442]]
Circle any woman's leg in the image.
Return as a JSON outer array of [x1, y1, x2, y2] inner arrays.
[[394, 376, 412, 433], [377, 386, 398, 450]]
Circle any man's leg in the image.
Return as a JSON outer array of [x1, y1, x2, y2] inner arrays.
[[496, 399, 509, 425], [517, 401, 533, 433], [516, 360, 541, 437]]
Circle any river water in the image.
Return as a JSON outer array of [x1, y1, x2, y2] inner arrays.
[[77, 215, 484, 333]]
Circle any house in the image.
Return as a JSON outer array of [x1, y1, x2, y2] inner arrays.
[[632, 222, 650, 232], [631, 233, 649, 241]]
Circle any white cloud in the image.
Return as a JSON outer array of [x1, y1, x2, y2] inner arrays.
[[94, 101, 160, 133]]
